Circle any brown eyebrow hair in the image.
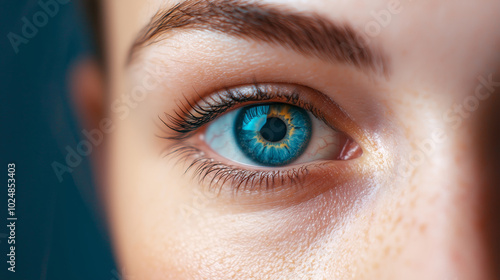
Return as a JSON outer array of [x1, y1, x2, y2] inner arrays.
[[129, 0, 389, 75]]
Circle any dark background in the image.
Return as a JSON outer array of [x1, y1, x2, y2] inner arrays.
[[0, 1, 117, 279]]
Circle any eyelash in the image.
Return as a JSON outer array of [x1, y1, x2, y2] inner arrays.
[[158, 83, 341, 192]]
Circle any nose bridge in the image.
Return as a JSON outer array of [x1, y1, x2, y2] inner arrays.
[[471, 71, 500, 279], [440, 71, 500, 279]]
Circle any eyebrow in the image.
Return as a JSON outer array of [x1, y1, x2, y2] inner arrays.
[[129, 0, 389, 75]]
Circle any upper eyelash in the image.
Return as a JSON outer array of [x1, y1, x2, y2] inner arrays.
[[157, 83, 328, 140]]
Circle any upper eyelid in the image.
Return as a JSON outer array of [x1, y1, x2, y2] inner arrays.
[[157, 83, 339, 141]]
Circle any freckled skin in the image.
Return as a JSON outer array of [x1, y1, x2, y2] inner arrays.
[[94, 0, 500, 279]]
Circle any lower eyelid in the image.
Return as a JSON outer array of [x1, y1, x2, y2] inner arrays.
[[166, 142, 308, 190], [165, 142, 371, 208]]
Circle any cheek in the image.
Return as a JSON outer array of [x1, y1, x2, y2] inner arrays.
[[115, 167, 381, 279]]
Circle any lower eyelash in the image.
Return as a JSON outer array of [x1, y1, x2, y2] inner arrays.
[[166, 144, 311, 193]]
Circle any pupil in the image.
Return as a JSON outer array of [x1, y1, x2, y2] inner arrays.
[[260, 117, 287, 142]]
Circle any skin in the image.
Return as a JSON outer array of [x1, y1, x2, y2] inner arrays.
[[75, 0, 500, 279]]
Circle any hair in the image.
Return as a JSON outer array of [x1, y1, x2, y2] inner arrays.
[[81, 0, 105, 66]]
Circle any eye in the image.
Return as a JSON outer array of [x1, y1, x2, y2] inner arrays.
[[159, 83, 363, 191], [205, 102, 352, 167]]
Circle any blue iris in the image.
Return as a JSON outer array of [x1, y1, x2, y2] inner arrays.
[[234, 103, 312, 166]]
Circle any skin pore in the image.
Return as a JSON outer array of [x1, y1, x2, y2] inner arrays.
[[76, 0, 500, 278]]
